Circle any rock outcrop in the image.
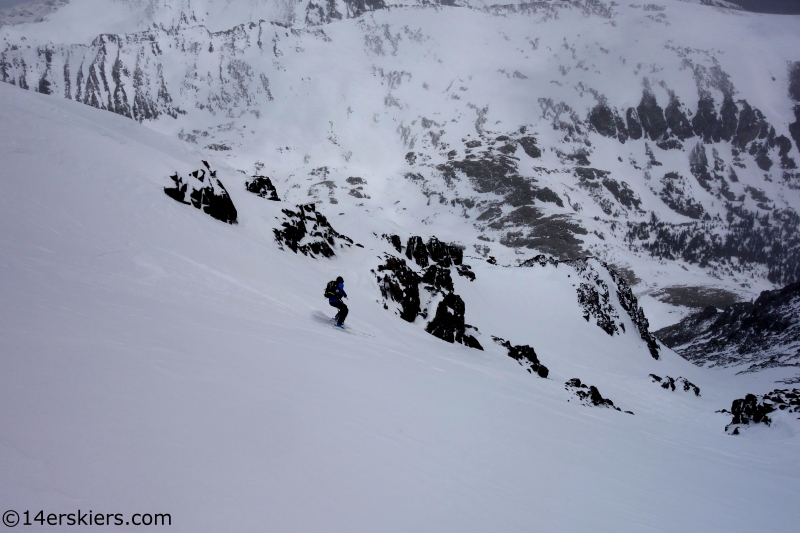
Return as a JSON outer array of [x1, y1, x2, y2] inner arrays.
[[245, 176, 280, 201], [721, 388, 800, 434], [376, 234, 481, 350], [493, 337, 549, 378], [565, 378, 633, 414], [649, 374, 700, 396], [273, 203, 353, 258], [164, 160, 237, 224]]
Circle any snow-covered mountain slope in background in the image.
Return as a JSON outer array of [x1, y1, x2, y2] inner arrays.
[[3, 0, 799, 331], [656, 281, 800, 377], [2, 75, 800, 533]]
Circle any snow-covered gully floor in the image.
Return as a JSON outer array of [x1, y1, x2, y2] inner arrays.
[[2, 82, 799, 532]]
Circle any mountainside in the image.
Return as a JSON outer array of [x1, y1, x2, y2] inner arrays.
[[656, 281, 800, 379], [2, 0, 800, 332], [2, 72, 800, 533]]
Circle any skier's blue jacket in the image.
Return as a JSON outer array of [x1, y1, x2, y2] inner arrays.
[[329, 282, 347, 303]]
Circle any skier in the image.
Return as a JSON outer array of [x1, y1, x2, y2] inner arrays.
[[325, 276, 348, 328]]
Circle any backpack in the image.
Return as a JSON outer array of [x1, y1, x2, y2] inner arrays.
[[324, 280, 338, 298]]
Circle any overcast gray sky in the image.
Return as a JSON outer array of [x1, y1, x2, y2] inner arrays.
[[2, 0, 800, 14]]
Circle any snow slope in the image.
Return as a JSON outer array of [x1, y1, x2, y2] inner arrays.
[[2, 76, 799, 531]]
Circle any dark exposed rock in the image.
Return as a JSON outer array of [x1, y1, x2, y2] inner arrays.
[[606, 264, 661, 359], [422, 264, 454, 293], [382, 233, 403, 253], [476, 206, 503, 221], [626, 107, 643, 140], [497, 143, 517, 155], [649, 374, 700, 396], [601, 178, 641, 210], [692, 97, 721, 143], [426, 292, 483, 350], [659, 172, 706, 219], [789, 61, 800, 102], [377, 256, 422, 322], [456, 264, 475, 281], [376, 236, 480, 350], [273, 203, 353, 258], [491, 208, 587, 260], [406, 235, 430, 267], [517, 136, 542, 158], [340, 0, 386, 18], [788, 106, 800, 154], [718, 96, 739, 142], [665, 95, 694, 140], [164, 160, 237, 224], [733, 101, 768, 150], [440, 155, 562, 208], [588, 102, 617, 138], [655, 282, 800, 372], [245, 175, 280, 201], [493, 336, 549, 378], [637, 89, 669, 143], [405, 235, 463, 269], [574, 167, 609, 181], [565, 378, 632, 413], [426, 236, 463, 267], [723, 388, 800, 434]]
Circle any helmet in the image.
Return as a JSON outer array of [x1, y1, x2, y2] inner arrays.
[[336, 276, 344, 283]]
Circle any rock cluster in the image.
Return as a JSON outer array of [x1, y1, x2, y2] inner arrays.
[[721, 388, 800, 435], [273, 203, 353, 258], [565, 378, 633, 414], [164, 160, 237, 224], [649, 374, 701, 396], [245, 175, 280, 201], [375, 234, 481, 350], [492, 337, 549, 378]]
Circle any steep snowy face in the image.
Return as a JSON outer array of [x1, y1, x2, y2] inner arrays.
[[2, 0, 800, 310]]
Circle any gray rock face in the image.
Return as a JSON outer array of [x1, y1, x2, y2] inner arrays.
[[655, 282, 800, 374]]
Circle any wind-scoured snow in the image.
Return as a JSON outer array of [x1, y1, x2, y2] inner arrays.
[[2, 75, 799, 532]]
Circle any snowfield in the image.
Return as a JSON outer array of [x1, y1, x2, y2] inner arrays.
[[2, 74, 800, 532]]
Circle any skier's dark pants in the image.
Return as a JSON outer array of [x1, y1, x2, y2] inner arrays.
[[329, 300, 348, 325]]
